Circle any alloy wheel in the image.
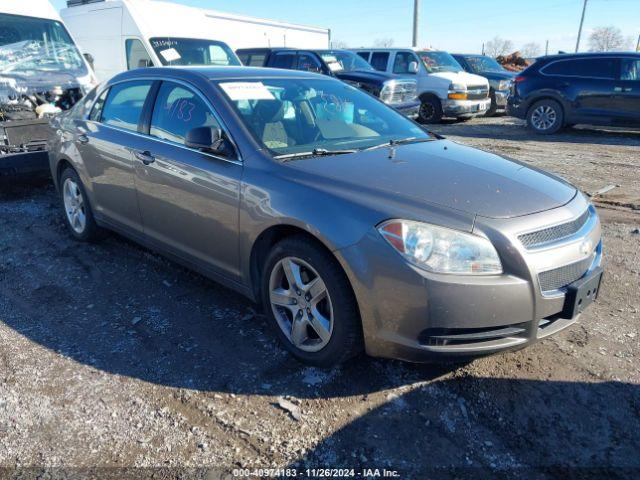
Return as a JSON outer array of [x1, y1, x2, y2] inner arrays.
[[268, 256, 334, 352], [531, 105, 557, 131], [63, 178, 87, 234]]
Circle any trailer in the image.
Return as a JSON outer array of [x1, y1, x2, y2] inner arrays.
[[0, 0, 97, 176], [62, 0, 331, 82]]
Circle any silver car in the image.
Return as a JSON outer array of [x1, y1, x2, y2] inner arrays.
[[48, 67, 603, 367]]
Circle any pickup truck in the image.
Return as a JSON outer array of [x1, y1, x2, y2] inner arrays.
[[236, 48, 419, 118], [452, 54, 515, 116], [352, 48, 491, 123]]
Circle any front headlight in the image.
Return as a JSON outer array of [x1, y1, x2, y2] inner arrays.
[[378, 220, 503, 275], [448, 82, 468, 100], [379, 81, 397, 104], [498, 79, 512, 91]]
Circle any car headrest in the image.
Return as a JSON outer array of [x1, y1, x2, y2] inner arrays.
[[254, 100, 286, 123]]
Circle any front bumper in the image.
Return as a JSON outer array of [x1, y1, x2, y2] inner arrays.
[[391, 100, 420, 119], [336, 194, 602, 362], [444, 98, 491, 118]]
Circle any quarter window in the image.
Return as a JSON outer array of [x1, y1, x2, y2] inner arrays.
[[125, 38, 153, 70], [620, 58, 640, 81], [150, 82, 221, 146], [370, 52, 390, 71], [89, 89, 108, 122], [100, 81, 152, 132], [543, 58, 616, 79]]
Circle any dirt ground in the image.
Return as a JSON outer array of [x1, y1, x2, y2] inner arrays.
[[0, 116, 639, 479]]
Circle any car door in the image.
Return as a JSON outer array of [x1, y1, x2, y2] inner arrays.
[[80, 80, 154, 232], [614, 57, 640, 124], [132, 80, 243, 280]]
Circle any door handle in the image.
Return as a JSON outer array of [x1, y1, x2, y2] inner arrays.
[[134, 150, 155, 165], [78, 134, 89, 145], [614, 87, 633, 93], [614, 87, 623, 92]]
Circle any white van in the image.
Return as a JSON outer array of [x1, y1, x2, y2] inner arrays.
[[62, 0, 330, 82], [352, 48, 491, 123], [1, 0, 97, 175]]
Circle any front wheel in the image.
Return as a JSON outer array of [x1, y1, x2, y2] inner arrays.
[[261, 236, 363, 367], [418, 97, 443, 124], [59, 167, 105, 242], [526, 99, 564, 134]]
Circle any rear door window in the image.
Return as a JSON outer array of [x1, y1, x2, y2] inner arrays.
[[356, 51, 370, 62], [543, 58, 616, 79], [244, 53, 267, 67], [100, 81, 153, 132], [370, 52, 390, 71], [271, 52, 296, 69], [150, 82, 221, 146]]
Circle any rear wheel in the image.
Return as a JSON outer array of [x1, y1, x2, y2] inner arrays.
[[419, 97, 443, 124], [59, 167, 105, 242], [261, 236, 363, 367], [526, 99, 564, 134]]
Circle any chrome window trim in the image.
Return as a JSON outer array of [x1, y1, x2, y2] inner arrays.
[[539, 57, 618, 80], [84, 76, 243, 163]]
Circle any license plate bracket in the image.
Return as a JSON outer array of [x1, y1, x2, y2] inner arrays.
[[561, 266, 603, 319]]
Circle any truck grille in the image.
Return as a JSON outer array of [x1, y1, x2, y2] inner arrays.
[[519, 209, 591, 249], [466, 84, 489, 100], [538, 254, 595, 292]]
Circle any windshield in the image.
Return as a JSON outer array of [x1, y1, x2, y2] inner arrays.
[[319, 51, 374, 73], [464, 55, 505, 73], [0, 14, 87, 75], [418, 51, 463, 73], [150, 37, 241, 67], [217, 78, 432, 157]]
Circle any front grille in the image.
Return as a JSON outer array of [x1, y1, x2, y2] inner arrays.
[[466, 84, 489, 100], [538, 254, 595, 292], [519, 209, 591, 249]]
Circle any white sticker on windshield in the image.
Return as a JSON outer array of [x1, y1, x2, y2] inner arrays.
[[327, 62, 343, 72], [220, 82, 275, 100], [160, 48, 181, 62]]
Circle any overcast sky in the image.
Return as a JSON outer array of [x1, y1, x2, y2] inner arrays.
[[52, 0, 640, 54]]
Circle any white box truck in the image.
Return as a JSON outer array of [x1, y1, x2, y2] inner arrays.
[[61, 0, 331, 81], [1, 0, 97, 175]]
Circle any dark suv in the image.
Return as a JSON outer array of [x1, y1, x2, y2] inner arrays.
[[236, 48, 419, 118], [507, 52, 640, 134]]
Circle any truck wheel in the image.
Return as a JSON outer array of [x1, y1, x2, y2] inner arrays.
[[59, 167, 105, 242], [526, 99, 564, 135], [485, 89, 498, 117], [261, 235, 363, 368], [419, 97, 443, 124]]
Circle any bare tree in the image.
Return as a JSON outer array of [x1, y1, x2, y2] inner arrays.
[[373, 37, 395, 48], [520, 42, 542, 58], [588, 26, 632, 52], [330, 39, 349, 49], [485, 37, 514, 58]]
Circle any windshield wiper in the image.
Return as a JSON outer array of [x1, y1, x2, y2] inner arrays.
[[275, 148, 357, 161], [364, 137, 433, 151]]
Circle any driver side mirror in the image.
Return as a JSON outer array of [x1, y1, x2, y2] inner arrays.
[[185, 127, 233, 157], [408, 61, 419, 73]]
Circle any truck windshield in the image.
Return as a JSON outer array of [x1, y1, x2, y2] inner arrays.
[[418, 51, 463, 74], [319, 51, 374, 72], [150, 38, 241, 67], [0, 14, 87, 75], [217, 77, 432, 158], [464, 55, 505, 73]]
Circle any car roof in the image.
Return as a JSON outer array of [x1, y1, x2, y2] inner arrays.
[[109, 66, 325, 84], [538, 51, 640, 61]]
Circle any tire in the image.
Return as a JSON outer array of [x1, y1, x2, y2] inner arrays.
[[261, 235, 363, 367], [418, 96, 443, 124], [485, 89, 498, 117], [59, 167, 105, 242], [526, 99, 564, 135]]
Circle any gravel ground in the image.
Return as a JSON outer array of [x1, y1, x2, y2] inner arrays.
[[0, 116, 639, 479]]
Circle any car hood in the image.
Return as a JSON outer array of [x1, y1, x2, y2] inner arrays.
[[430, 70, 489, 86], [479, 70, 516, 81], [334, 69, 397, 84], [286, 140, 576, 219]]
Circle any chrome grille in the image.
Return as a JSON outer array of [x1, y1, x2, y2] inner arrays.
[[538, 254, 595, 292], [466, 84, 489, 100], [519, 209, 590, 249]]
